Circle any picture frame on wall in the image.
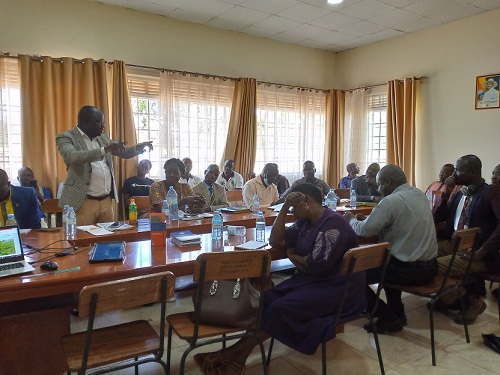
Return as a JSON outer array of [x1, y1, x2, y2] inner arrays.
[[475, 74, 500, 109]]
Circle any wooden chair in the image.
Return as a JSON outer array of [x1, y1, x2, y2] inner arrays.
[[61, 271, 175, 375], [384, 227, 481, 366], [166, 250, 271, 375], [266, 242, 391, 375], [226, 189, 243, 205], [129, 196, 150, 211], [334, 188, 350, 199], [42, 198, 63, 227]]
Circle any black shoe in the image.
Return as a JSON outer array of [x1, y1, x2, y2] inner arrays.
[[492, 288, 499, 299], [482, 334, 500, 354], [364, 318, 403, 334], [399, 314, 408, 326]]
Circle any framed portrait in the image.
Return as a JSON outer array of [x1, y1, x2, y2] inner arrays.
[[475, 74, 500, 109]]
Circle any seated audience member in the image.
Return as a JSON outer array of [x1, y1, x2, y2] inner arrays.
[[490, 163, 500, 299], [193, 164, 229, 211], [179, 157, 201, 188], [242, 163, 280, 209], [432, 155, 500, 324], [272, 164, 290, 196], [344, 165, 438, 333], [122, 159, 155, 218], [0, 169, 41, 229], [425, 163, 460, 206], [351, 163, 382, 202], [282, 161, 330, 198], [194, 183, 365, 374], [339, 163, 360, 189], [17, 167, 51, 205], [150, 158, 207, 214], [216, 159, 244, 190]]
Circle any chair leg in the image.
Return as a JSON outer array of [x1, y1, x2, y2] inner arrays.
[[167, 325, 173, 373], [135, 357, 139, 375], [322, 341, 327, 375], [371, 322, 385, 375], [429, 302, 436, 366], [459, 296, 470, 343], [266, 337, 274, 366], [256, 338, 269, 375]]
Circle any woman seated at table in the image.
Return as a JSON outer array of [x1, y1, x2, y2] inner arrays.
[[194, 183, 366, 375], [149, 158, 208, 214]]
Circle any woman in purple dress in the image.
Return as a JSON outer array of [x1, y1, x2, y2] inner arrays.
[[195, 183, 366, 375]]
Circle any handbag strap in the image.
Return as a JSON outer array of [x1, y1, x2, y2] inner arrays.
[[209, 278, 241, 299]]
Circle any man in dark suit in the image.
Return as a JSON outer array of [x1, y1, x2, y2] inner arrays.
[[0, 169, 40, 229], [433, 154, 500, 324], [56, 106, 152, 225]]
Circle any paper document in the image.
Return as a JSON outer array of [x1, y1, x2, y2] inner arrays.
[[235, 240, 268, 250], [77, 225, 113, 236]]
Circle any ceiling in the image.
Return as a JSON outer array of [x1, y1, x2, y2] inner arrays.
[[92, 0, 500, 52]]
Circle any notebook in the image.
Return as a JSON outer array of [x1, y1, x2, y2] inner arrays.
[[0, 225, 35, 278]]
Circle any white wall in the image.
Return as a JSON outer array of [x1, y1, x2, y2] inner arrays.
[[336, 8, 500, 189], [0, 0, 336, 89]]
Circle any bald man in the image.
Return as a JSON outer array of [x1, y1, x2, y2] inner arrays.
[[344, 165, 438, 334], [339, 163, 360, 189]]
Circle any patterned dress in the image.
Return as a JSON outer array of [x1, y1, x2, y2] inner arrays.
[[149, 181, 193, 208], [261, 209, 365, 354]]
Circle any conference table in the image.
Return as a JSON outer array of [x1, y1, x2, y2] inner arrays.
[[0, 204, 374, 374]]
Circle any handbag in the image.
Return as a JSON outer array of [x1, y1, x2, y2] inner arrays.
[[191, 278, 260, 328]]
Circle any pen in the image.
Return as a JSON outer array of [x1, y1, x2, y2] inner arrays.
[[20, 266, 81, 278]]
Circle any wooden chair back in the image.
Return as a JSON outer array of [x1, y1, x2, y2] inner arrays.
[[340, 242, 391, 276], [42, 198, 62, 214], [226, 189, 243, 204], [334, 188, 350, 200], [78, 271, 175, 318], [129, 196, 150, 211]]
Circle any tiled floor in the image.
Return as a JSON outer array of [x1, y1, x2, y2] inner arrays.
[[68, 274, 500, 375]]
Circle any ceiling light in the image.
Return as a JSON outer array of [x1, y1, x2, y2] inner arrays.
[[327, 0, 343, 4]]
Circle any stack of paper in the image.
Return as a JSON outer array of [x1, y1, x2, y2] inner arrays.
[[170, 230, 202, 247], [220, 206, 250, 213], [235, 240, 268, 250]]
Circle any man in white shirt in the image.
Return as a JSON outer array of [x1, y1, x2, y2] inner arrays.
[[179, 157, 202, 188], [242, 163, 279, 209], [56, 106, 152, 225], [216, 159, 244, 190]]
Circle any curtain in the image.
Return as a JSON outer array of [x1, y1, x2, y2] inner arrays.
[[323, 89, 345, 188], [19, 55, 108, 197], [159, 71, 234, 177], [254, 84, 326, 184], [387, 78, 418, 185], [0, 58, 21, 178], [344, 89, 370, 174], [110, 61, 137, 219], [221, 78, 256, 180]]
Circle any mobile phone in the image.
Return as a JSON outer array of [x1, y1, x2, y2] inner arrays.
[[28, 180, 37, 187]]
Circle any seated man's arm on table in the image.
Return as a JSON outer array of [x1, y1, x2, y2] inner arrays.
[[344, 200, 392, 238], [242, 183, 255, 208]]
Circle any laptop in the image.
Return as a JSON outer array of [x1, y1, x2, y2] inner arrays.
[[0, 225, 35, 278]]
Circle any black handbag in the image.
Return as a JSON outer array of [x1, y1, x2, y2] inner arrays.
[[191, 278, 260, 328]]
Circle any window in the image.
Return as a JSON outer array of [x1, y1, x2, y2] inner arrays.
[[255, 85, 326, 184], [367, 94, 387, 166], [0, 58, 22, 179], [128, 68, 234, 179]]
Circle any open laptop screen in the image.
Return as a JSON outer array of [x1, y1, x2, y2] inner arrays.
[[0, 225, 25, 264]]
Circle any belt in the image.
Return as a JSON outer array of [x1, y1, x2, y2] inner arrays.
[[87, 194, 110, 201], [391, 256, 437, 267]]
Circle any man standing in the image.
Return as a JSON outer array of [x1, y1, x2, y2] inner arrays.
[[351, 163, 382, 202], [216, 159, 244, 190], [242, 163, 280, 209], [433, 155, 500, 324], [56, 105, 152, 225], [0, 169, 41, 229], [179, 157, 201, 188], [339, 163, 360, 189], [193, 164, 229, 212], [282, 161, 330, 198], [344, 165, 438, 333]]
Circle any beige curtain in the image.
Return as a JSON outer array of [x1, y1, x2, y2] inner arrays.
[[387, 78, 418, 185], [109, 61, 137, 219], [344, 89, 370, 173], [221, 78, 256, 180], [323, 89, 345, 188], [20, 55, 108, 197]]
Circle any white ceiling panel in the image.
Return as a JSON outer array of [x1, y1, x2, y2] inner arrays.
[[90, 0, 500, 52]]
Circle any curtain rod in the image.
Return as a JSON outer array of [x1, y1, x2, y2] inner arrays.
[[0, 52, 109, 64], [343, 76, 428, 93], [127, 63, 239, 82]]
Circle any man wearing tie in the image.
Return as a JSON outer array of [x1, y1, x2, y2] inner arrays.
[[193, 164, 229, 212], [56, 106, 153, 225]]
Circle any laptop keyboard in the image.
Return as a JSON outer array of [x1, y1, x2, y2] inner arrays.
[[0, 262, 24, 271]]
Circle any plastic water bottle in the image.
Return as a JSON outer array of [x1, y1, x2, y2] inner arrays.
[[426, 190, 433, 207], [167, 186, 179, 220], [62, 204, 70, 233], [255, 211, 266, 242], [161, 199, 169, 220], [6, 214, 17, 226], [350, 189, 357, 209], [129, 199, 138, 224], [252, 194, 260, 216], [211, 210, 223, 240], [325, 189, 338, 212], [66, 207, 76, 239]]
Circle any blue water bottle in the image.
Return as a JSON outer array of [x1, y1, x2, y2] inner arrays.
[[167, 186, 178, 220], [161, 199, 169, 221], [66, 207, 76, 239], [325, 189, 338, 212], [255, 211, 266, 242], [252, 194, 260, 216], [350, 189, 357, 209], [211, 210, 223, 240]]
